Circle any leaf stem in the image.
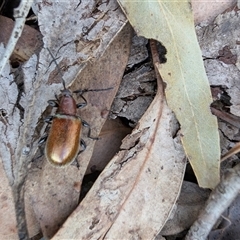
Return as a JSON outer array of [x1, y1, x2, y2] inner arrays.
[[12, 180, 29, 240], [149, 39, 165, 97]]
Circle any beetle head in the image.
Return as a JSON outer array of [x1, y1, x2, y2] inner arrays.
[[60, 89, 72, 98]]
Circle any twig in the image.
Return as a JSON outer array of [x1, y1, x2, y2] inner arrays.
[[211, 107, 240, 129], [221, 142, 240, 162], [210, 107, 240, 161], [0, 0, 33, 75], [185, 163, 240, 240]]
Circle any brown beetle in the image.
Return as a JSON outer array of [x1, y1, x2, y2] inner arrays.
[[41, 49, 111, 167]]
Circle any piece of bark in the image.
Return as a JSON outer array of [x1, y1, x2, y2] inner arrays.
[[110, 62, 156, 125], [197, 9, 240, 116]]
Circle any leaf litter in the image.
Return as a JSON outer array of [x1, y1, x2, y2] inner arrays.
[[43, 2, 240, 240], [1, 1, 239, 239]]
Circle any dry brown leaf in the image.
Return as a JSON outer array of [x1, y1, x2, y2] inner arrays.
[[87, 118, 132, 174], [0, 15, 42, 62]]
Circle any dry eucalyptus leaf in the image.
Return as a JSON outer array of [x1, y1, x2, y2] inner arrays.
[[0, 45, 20, 185], [0, 46, 40, 240], [52, 86, 186, 239], [0, 0, 128, 192], [35, 0, 127, 70], [118, 0, 220, 189]]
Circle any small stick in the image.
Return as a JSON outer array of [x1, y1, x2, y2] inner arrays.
[[210, 107, 240, 161], [211, 107, 240, 129], [185, 163, 240, 240], [0, 0, 34, 75], [221, 142, 240, 162]]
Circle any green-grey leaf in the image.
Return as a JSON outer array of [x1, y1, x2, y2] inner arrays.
[[118, 0, 220, 188]]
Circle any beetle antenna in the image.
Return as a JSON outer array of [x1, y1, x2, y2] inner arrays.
[[73, 87, 113, 95], [46, 48, 66, 90]]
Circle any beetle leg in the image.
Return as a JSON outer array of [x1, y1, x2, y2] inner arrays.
[[78, 139, 87, 154], [72, 139, 87, 169], [82, 120, 99, 140], [38, 134, 48, 145], [38, 117, 53, 146], [44, 115, 54, 124], [32, 147, 45, 165], [76, 95, 87, 109], [48, 99, 59, 107], [74, 87, 113, 108]]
